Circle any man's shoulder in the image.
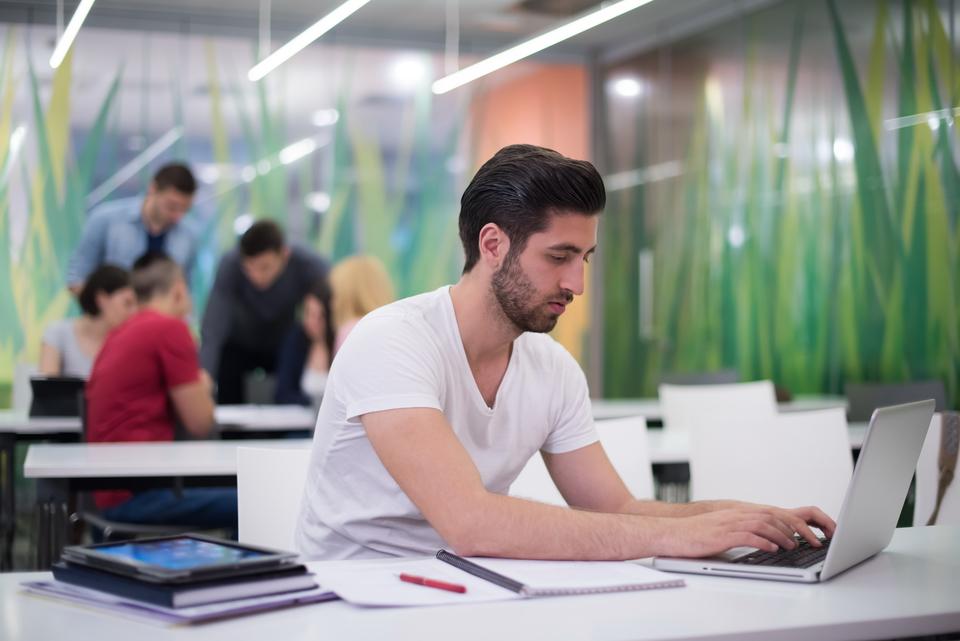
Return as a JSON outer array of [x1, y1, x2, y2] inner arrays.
[[365, 287, 447, 324], [87, 197, 141, 224], [288, 244, 328, 273], [344, 288, 450, 349], [516, 331, 580, 372], [121, 310, 191, 339]]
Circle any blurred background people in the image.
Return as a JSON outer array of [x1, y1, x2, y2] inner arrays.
[[39, 265, 136, 379], [67, 163, 199, 294], [273, 278, 335, 406], [200, 220, 329, 404], [329, 255, 395, 354], [86, 252, 235, 534]]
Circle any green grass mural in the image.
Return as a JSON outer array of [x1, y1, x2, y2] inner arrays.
[[602, 0, 959, 406], [0, 28, 467, 403]]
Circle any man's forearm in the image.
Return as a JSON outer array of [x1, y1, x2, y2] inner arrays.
[[445, 492, 682, 560], [617, 499, 739, 518]]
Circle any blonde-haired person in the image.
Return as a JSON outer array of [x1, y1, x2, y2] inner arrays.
[[330, 255, 395, 355]]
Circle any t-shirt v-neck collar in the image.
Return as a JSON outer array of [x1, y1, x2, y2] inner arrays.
[[443, 286, 516, 414]]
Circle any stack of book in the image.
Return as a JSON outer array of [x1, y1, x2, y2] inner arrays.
[[22, 535, 336, 624]]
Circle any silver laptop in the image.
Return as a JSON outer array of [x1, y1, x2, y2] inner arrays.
[[653, 399, 935, 583]]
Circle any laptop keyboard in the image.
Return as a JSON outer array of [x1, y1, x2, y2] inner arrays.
[[734, 538, 831, 568]]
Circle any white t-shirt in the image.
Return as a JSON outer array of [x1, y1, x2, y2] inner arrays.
[[295, 286, 597, 560]]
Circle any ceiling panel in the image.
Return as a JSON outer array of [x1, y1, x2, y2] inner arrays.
[[0, 0, 778, 59]]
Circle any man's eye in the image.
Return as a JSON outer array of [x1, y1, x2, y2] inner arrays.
[[550, 255, 566, 263]]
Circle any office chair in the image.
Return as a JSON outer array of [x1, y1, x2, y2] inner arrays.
[[845, 380, 948, 422]]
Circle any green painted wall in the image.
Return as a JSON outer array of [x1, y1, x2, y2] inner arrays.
[[600, 0, 959, 404]]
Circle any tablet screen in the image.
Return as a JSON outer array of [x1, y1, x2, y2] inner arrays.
[[94, 537, 271, 571]]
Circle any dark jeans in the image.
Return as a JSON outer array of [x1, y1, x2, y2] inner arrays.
[[101, 488, 238, 537], [216, 341, 277, 405]]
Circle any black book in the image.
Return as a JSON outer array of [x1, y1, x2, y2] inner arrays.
[[52, 561, 317, 609]]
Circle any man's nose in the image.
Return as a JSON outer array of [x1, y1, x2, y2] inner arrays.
[[560, 261, 585, 296]]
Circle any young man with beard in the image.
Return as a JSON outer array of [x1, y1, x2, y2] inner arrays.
[[295, 144, 835, 561]]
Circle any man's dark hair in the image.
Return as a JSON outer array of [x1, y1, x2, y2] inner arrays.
[[458, 144, 605, 273], [152, 162, 197, 195], [78, 264, 130, 316], [240, 220, 286, 257], [130, 251, 183, 303]]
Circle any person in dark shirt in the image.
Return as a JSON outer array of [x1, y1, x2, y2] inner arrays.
[[200, 220, 329, 404]]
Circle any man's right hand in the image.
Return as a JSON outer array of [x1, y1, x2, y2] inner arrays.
[[658, 506, 825, 558]]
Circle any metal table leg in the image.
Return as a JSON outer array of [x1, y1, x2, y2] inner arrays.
[[0, 434, 15, 571]]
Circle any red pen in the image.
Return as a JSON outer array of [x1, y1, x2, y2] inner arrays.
[[399, 572, 467, 594]]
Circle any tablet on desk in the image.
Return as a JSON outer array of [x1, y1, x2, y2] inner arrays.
[[61, 534, 297, 583]]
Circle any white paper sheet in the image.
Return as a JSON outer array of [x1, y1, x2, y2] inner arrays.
[[309, 558, 519, 607]]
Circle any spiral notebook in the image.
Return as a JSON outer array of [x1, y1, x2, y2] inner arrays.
[[436, 550, 685, 597], [311, 552, 684, 607]]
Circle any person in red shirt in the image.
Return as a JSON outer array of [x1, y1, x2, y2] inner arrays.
[[86, 252, 237, 534]]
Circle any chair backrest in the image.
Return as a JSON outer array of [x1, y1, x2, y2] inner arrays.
[[237, 446, 312, 551], [845, 380, 947, 422], [659, 369, 739, 386], [658, 380, 778, 434], [689, 407, 853, 519], [510, 416, 654, 505], [12, 361, 36, 411], [914, 413, 960, 526]]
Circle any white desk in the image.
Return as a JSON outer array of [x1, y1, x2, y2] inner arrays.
[[213, 405, 316, 431], [23, 424, 867, 475], [590, 395, 848, 421], [0, 405, 318, 437], [1, 526, 957, 641], [0, 406, 315, 569], [23, 439, 313, 479]]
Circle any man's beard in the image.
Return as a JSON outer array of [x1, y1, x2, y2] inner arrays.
[[491, 252, 571, 333]]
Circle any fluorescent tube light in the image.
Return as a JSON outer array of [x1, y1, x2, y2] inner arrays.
[[278, 138, 318, 165], [86, 126, 183, 206], [50, 0, 96, 69], [0, 125, 27, 188], [248, 0, 372, 81], [433, 0, 655, 95]]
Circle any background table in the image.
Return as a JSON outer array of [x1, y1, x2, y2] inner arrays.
[[0, 526, 956, 641], [0, 406, 317, 570], [590, 395, 848, 421]]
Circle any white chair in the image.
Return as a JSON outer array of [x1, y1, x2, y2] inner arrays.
[[915, 413, 959, 526], [510, 416, 654, 505], [12, 362, 35, 412], [237, 446, 312, 550], [689, 407, 853, 519], [659, 380, 778, 433]]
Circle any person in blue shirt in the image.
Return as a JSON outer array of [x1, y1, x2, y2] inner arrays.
[[67, 163, 199, 294]]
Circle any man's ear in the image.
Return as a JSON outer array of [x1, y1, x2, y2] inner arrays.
[[477, 223, 511, 269], [146, 181, 157, 197]]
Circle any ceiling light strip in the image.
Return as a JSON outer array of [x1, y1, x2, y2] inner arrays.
[[248, 0, 372, 81], [49, 0, 96, 69], [86, 126, 183, 206], [433, 0, 655, 94]]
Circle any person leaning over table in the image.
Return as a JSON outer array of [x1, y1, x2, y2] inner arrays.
[[66, 162, 200, 295], [199, 219, 329, 404], [85, 251, 237, 535], [40, 264, 136, 379], [295, 143, 836, 561]]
